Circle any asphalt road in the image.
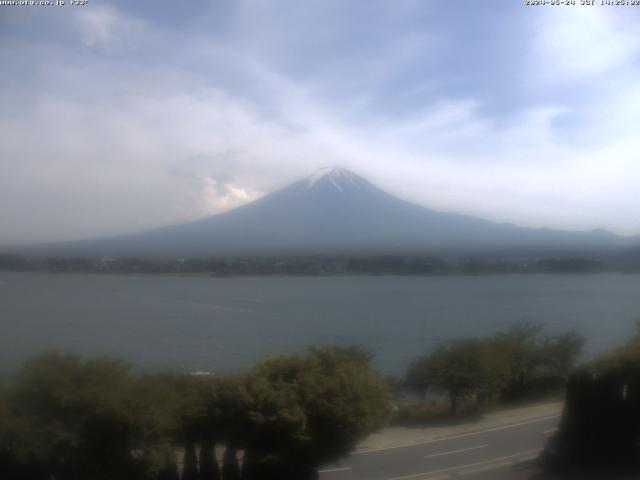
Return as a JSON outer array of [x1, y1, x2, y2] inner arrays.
[[318, 413, 560, 480]]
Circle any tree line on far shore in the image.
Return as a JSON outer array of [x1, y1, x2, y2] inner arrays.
[[0, 253, 614, 276]]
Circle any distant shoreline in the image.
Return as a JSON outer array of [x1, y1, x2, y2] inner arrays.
[[2, 252, 638, 276], [2, 269, 640, 279]]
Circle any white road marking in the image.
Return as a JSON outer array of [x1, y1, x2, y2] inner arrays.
[[455, 448, 542, 477], [319, 466, 352, 474], [353, 413, 560, 455], [542, 427, 557, 435], [383, 448, 542, 480], [424, 444, 488, 459]]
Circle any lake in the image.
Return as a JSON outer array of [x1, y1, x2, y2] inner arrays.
[[1, 272, 639, 375]]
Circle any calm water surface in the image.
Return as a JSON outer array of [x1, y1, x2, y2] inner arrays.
[[1, 272, 639, 375]]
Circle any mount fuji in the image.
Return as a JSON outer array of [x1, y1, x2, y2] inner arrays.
[[24, 167, 638, 257]]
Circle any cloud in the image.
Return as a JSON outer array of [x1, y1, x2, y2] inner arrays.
[[73, 5, 146, 49], [200, 178, 261, 215], [74, 6, 119, 46], [2, 1, 640, 244], [531, 8, 640, 82]]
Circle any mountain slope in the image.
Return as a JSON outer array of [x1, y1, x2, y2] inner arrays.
[[24, 167, 639, 257]]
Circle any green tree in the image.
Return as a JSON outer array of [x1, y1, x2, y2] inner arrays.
[[1, 353, 188, 480], [405, 339, 509, 415], [243, 346, 392, 475], [541, 330, 585, 378], [0, 347, 391, 480], [197, 375, 251, 446], [157, 454, 180, 480], [128, 373, 188, 475], [543, 330, 640, 470], [494, 322, 583, 399], [182, 440, 198, 480], [494, 322, 546, 397], [199, 439, 220, 480], [4, 352, 146, 479], [0, 380, 18, 479], [222, 446, 241, 480], [405, 358, 431, 399]]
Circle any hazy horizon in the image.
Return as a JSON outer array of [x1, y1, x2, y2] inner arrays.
[[3, 165, 640, 249], [3, 1, 640, 245]]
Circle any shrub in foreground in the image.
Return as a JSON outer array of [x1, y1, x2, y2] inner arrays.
[[0, 346, 392, 480], [543, 332, 640, 472]]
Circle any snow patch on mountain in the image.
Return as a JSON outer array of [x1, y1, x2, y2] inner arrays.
[[307, 167, 366, 191]]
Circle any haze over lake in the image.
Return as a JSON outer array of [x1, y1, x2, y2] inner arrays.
[[1, 272, 639, 375]]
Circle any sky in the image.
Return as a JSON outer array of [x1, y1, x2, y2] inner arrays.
[[2, 0, 640, 245]]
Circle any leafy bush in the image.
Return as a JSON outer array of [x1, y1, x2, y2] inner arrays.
[[404, 322, 584, 415], [243, 346, 392, 475], [543, 325, 640, 471], [0, 346, 392, 480]]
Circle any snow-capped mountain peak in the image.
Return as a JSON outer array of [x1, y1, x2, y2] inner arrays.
[[28, 167, 634, 256], [306, 167, 367, 192]]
